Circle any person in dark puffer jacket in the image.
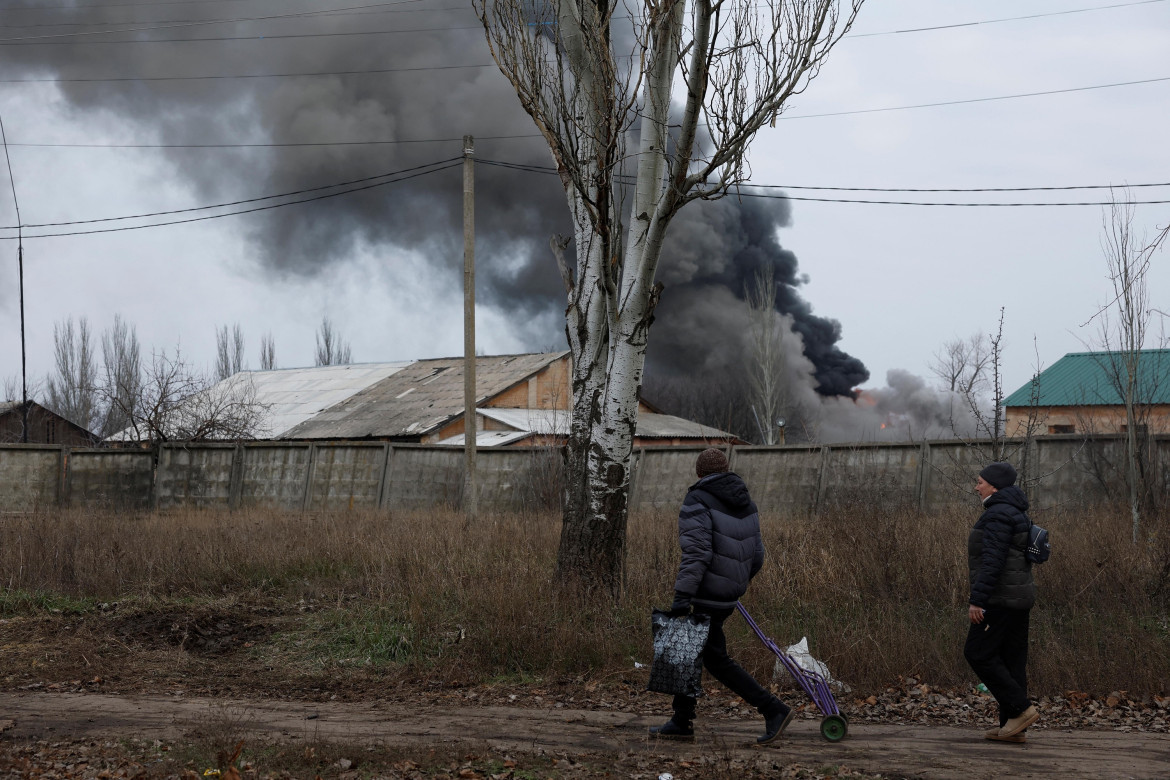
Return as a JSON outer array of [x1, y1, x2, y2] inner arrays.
[[649, 448, 794, 745], [966, 461, 1040, 744]]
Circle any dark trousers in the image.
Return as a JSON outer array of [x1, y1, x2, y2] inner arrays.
[[964, 606, 1031, 724], [672, 606, 783, 723]]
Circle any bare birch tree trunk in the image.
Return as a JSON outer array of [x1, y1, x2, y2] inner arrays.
[[477, 0, 862, 594]]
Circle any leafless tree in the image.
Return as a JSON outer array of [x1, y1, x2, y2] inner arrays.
[[98, 314, 143, 439], [110, 346, 269, 444], [744, 265, 789, 444], [2, 375, 42, 405], [259, 332, 277, 371], [314, 317, 352, 367], [45, 316, 99, 433], [475, 0, 862, 592], [1084, 192, 1170, 542], [215, 323, 246, 381], [930, 332, 990, 397]]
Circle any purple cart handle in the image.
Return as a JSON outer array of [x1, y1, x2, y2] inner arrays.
[[736, 601, 840, 717]]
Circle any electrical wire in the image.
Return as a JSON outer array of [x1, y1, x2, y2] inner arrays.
[[779, 76, 1170, 120], [6, 133, 542, 148], [0, 4, 471, 29], [476, 159, 1170, 206], [0, 22, 484, 45], [0, 62, 495, 84], [15, 67, 1167, 148], [0, 0, 435, 44], [3, 59, 1165, 131], [846, 0, 1168, 38], [0, 158, 461, 240], [7, 154, 1168, 240], [0, 0, 261, 12], [0, 157, 461, 230], [479, 158, 1170, 193]]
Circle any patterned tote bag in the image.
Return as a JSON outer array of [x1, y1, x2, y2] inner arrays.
[[648, 609, 711, 697]]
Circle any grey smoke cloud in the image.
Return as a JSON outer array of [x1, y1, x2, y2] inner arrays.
[[1, 0, 867, 396]]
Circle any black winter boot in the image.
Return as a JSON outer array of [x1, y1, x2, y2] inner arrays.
[[649, 718, 695, 740], [757, 704, 795, 745]]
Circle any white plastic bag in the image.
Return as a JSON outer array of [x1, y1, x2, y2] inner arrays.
[[774, 636, 850, 692]]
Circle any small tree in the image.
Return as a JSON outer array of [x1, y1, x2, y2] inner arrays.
[[112, 346, 268, 443], [475, 0, 863, 593], [215, 323, 246, 381], [930, 332, 990, 397], [45, 316, 99, 433], [259, 332, 277, 371], [314, 317, 353, 367], [744, 265, 789, 444], [1086, 192, 1170, 542], [98, 314, 143, 439]]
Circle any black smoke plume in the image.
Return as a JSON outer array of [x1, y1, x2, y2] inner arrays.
[[0, 0, 864, 398]]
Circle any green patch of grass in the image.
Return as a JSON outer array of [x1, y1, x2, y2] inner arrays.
[[0, 588, 96, 616], [267, 606, 437, 669]]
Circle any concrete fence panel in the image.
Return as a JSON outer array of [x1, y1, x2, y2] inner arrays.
[[65, 449, 153, 509], [631, 447, 709, 511], [0, 445, 60, 511], [2, 434, 1166, 516], [472, 448, 556, 511], [820, 443, 923, 508], [239, 443, 313, 510], [384, 446, 463, 509], [307, 443, 387, 511], [733, 446, 821, 516], [156, 444, 236, 509]]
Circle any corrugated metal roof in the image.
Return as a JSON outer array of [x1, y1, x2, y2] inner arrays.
[[241, 362, 413, 436], [282, 352, 569, 440], [473, 407, 735, 442], [478, 407, 570, 434], [106, 361, 413, 441], [436, 430, 535, 447], [1003, 349, 1170, 407]]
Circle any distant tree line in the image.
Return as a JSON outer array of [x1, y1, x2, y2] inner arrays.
[[3, 315, 355, 443]]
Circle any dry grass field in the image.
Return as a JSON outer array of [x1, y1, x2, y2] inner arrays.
[[1, 501, 1167, 696]]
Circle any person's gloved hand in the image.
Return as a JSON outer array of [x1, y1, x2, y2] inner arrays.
[[668, 592, 693, 617]]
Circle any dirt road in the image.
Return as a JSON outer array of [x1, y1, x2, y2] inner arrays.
[[2, 692, 1167, 779]]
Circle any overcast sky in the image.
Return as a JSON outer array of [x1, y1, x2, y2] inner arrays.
[[1, 0, 1167, 407]]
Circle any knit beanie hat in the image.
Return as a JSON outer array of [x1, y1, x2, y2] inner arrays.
[[979, 462, 1017, 490], [696, 448, 729, 478]]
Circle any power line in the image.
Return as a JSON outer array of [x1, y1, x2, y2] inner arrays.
[[8, 155, 1168, 238], [0, 0, 434, 43], [0, 0, 260, 12], [0, 22, 484, 45], [6, 133, 542, 149], [0, 4, 470, 28], [0, 158, 461, 240], [2, 54, 1165, 128], [0, 157, 461, 230], [11, 69, 1167, 148], [847, 0, 1168, 38], [477, 159, 1170, 206], [0, 62, 494, 84], [778, 76, 1170, 119]]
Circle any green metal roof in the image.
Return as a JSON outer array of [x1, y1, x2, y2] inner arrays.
[[1003, 349, 1170, 407]]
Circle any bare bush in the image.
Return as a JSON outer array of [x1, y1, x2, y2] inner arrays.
[[111, 347, 269, 443]]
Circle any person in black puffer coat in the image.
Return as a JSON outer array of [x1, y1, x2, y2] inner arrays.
[[649, 448, 794, 745], [966, 461, 1040, 743]]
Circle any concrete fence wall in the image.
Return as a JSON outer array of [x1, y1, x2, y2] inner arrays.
[[0, 435, 1166, 515]]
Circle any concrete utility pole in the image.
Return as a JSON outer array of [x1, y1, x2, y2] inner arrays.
[[462, 135, 477, 519]]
